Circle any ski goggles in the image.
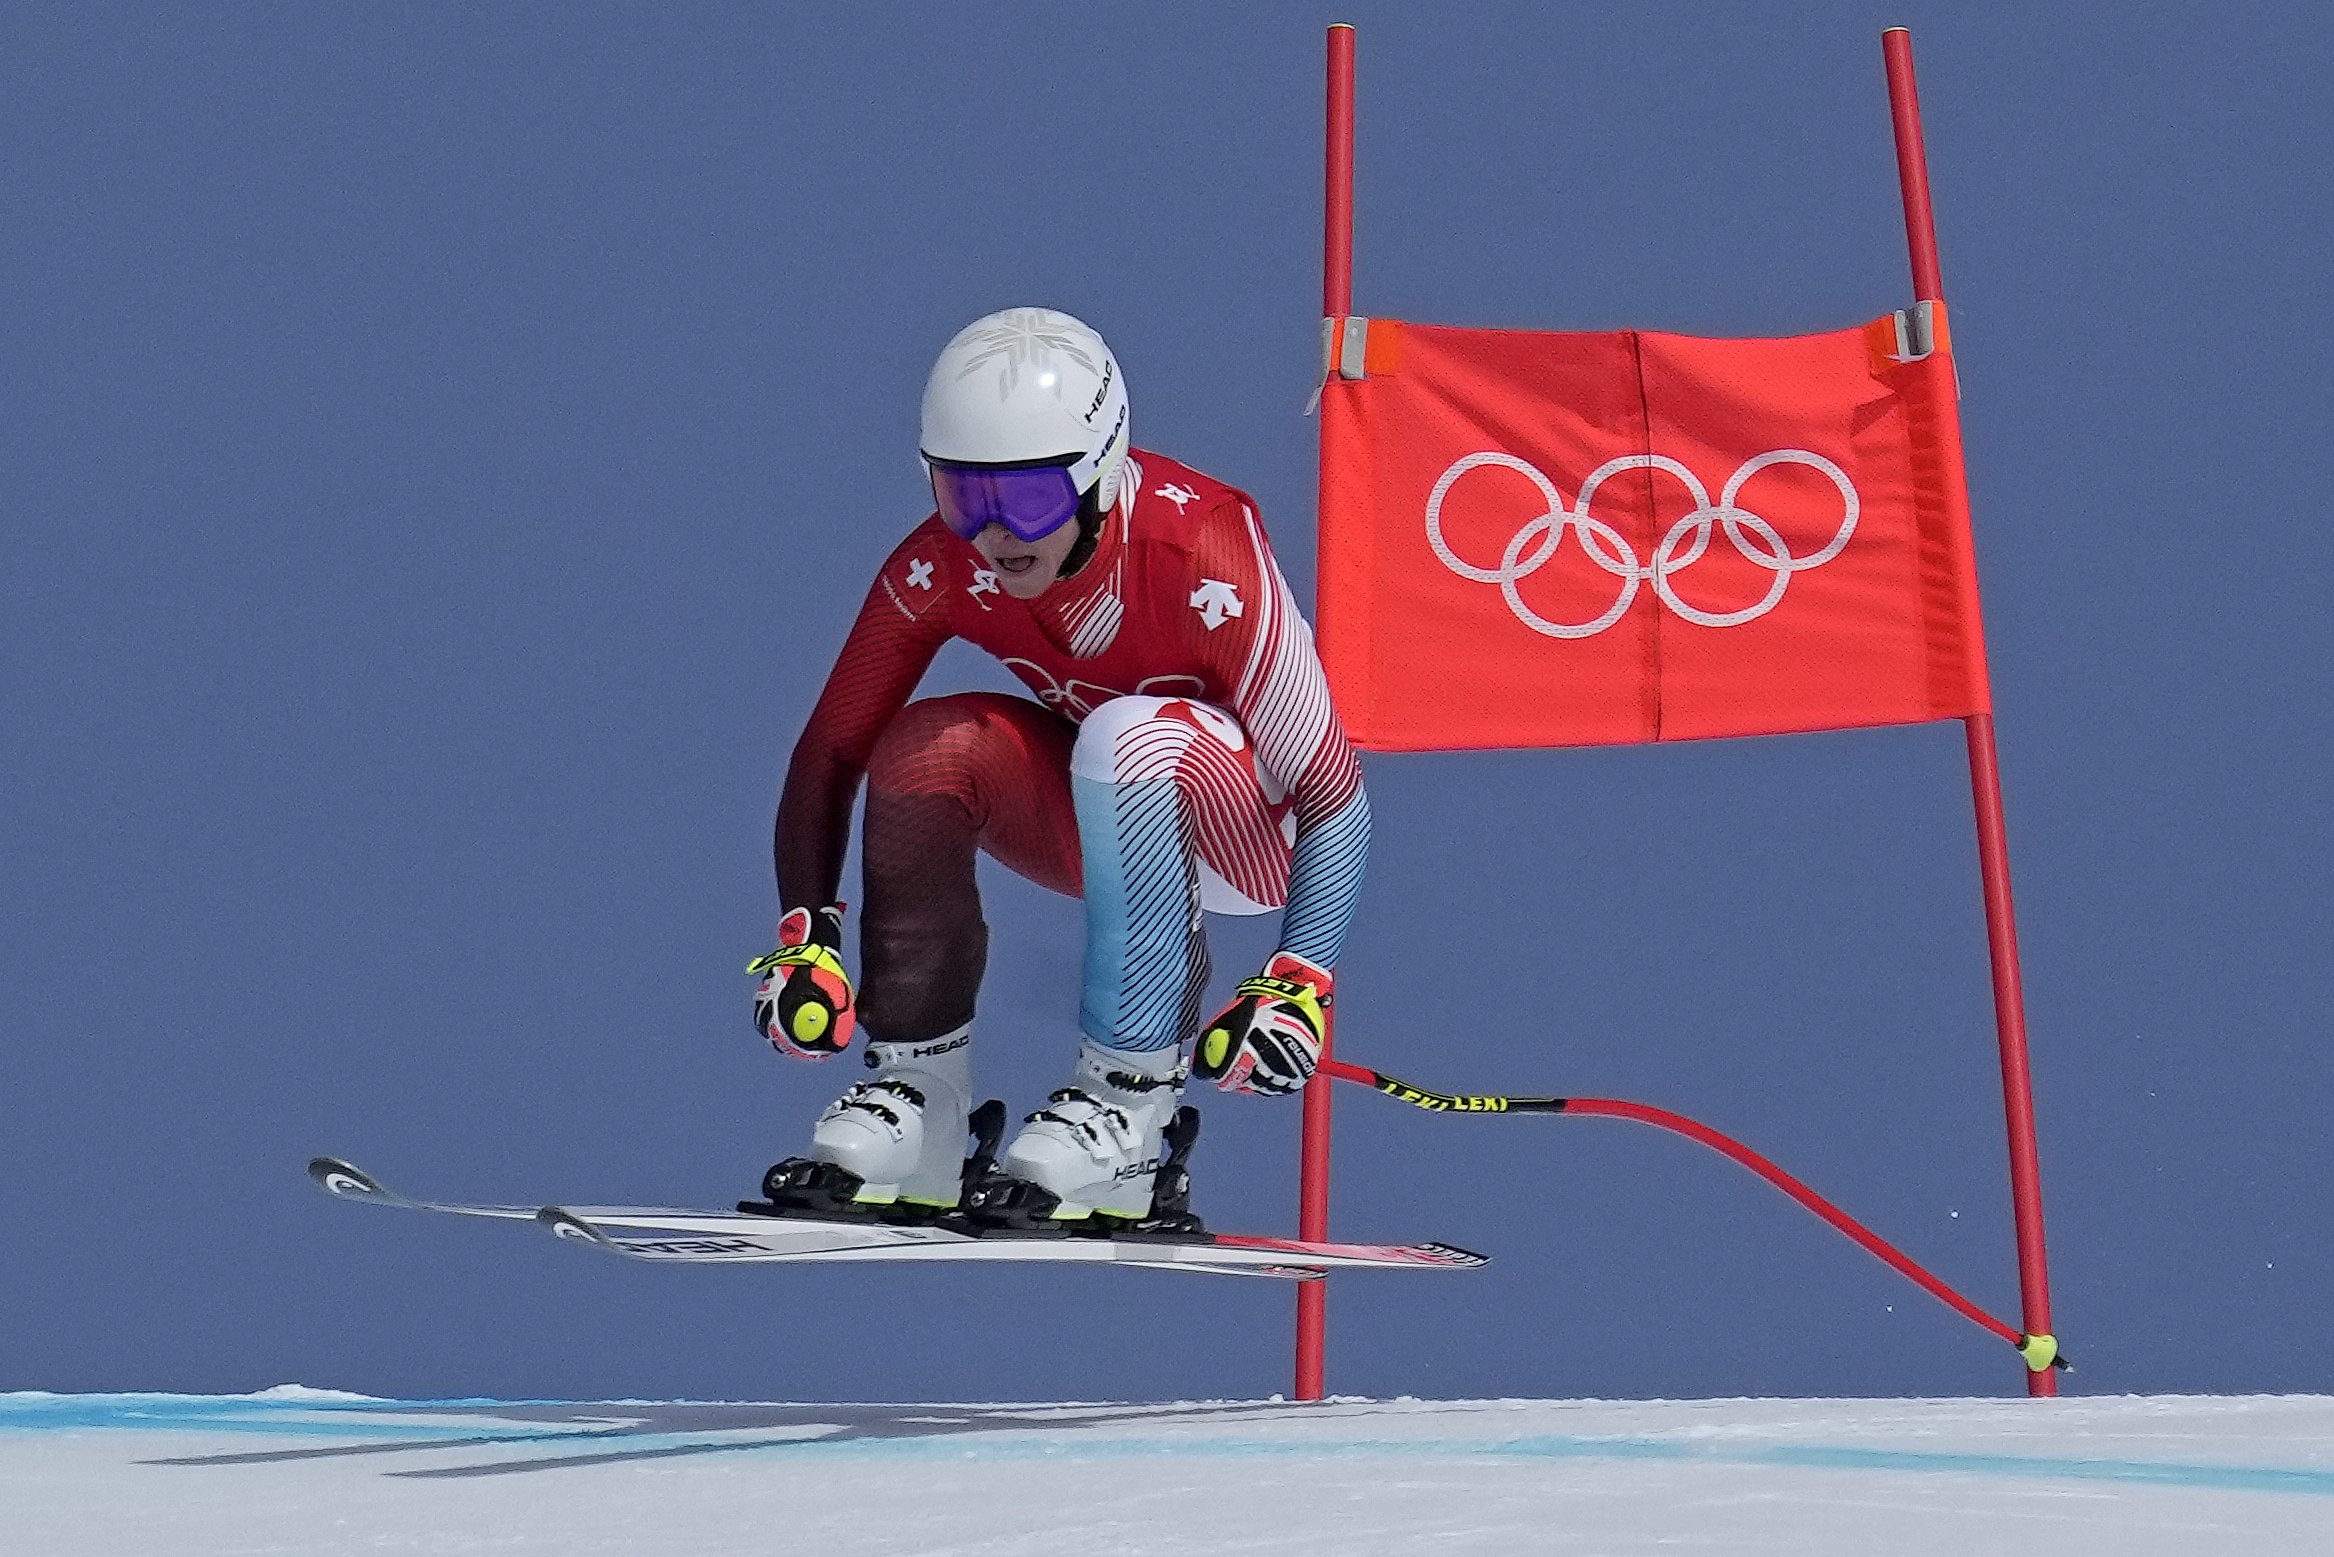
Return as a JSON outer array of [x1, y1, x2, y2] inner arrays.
[[926, 456, 1086, 543]]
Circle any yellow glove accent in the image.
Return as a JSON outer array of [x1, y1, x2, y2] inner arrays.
[[747, 942, 848, 982], [1199, 1024, 1234, 1072], [1231, 971, 1327, 1040]]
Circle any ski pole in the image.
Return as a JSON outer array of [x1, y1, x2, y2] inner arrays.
[[1319, 1057, 2067, 1375]]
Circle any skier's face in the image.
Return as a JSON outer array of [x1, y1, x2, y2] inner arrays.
[[968, 519, 1081, 599]]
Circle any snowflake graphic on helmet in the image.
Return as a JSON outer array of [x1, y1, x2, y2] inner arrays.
[[953, 309, 1100, 401]]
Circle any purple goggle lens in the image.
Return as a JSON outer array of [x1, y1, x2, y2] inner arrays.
[[928, 459, 1084, 543]]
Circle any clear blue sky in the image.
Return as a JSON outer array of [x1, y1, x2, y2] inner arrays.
[[6, 1, 2329, 1403]]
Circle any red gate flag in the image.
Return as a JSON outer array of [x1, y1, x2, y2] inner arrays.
[[1317, 311, 1992, 750]]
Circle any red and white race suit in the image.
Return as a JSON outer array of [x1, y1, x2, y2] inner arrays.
[[775, 451, 1369, 1050]]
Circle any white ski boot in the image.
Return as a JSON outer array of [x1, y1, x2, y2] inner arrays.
[[757, 1029, 978, 1221], [968, 1040, 1190, 1227]]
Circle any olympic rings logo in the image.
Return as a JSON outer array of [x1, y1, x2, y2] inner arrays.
[[1423, 449, 1860, 639], [1001, 659, 1204, 720]]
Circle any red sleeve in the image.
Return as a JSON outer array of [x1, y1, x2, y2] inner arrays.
[[774, 525, 955, 910]]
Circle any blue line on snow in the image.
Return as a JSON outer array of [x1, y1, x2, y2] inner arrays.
[[0, 1396, 579, 1439], [1747, 1443, 2334, 1498], [6, 1396, 2333, 1497]]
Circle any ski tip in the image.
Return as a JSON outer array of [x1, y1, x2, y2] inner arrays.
[[535, 1206, 617, 1250], [307, 1157, 395, 1203], [1416, 1242, 1491, 1268]]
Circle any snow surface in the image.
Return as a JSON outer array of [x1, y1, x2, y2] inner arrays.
[[6, 1390, 2333, 1554]]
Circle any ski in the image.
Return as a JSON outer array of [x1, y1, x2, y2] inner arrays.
[[539, 1205, 1485, 1278], [308, 1158, 1487, 1281], [306, 1156, 544, 1222]]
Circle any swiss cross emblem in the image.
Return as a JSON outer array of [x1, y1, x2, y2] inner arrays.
[[905, 558, 935, 590]]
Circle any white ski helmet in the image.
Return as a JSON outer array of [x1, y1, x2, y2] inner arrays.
[[920, 308, 1131, 527]]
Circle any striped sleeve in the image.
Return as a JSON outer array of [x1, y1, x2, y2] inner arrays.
[[1195, 499, 1371, 971]]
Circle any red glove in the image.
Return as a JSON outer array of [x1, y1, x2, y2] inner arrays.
[[1193, 952, 1331, 1097], [748, 905, 855, 1059]]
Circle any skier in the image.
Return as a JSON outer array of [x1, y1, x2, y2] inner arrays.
[[750, 307, 1370, 1230]]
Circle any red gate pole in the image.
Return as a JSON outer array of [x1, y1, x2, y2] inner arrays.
[[1295, 21, 1357, 1404], [1881, 27, 2058, 1398]]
